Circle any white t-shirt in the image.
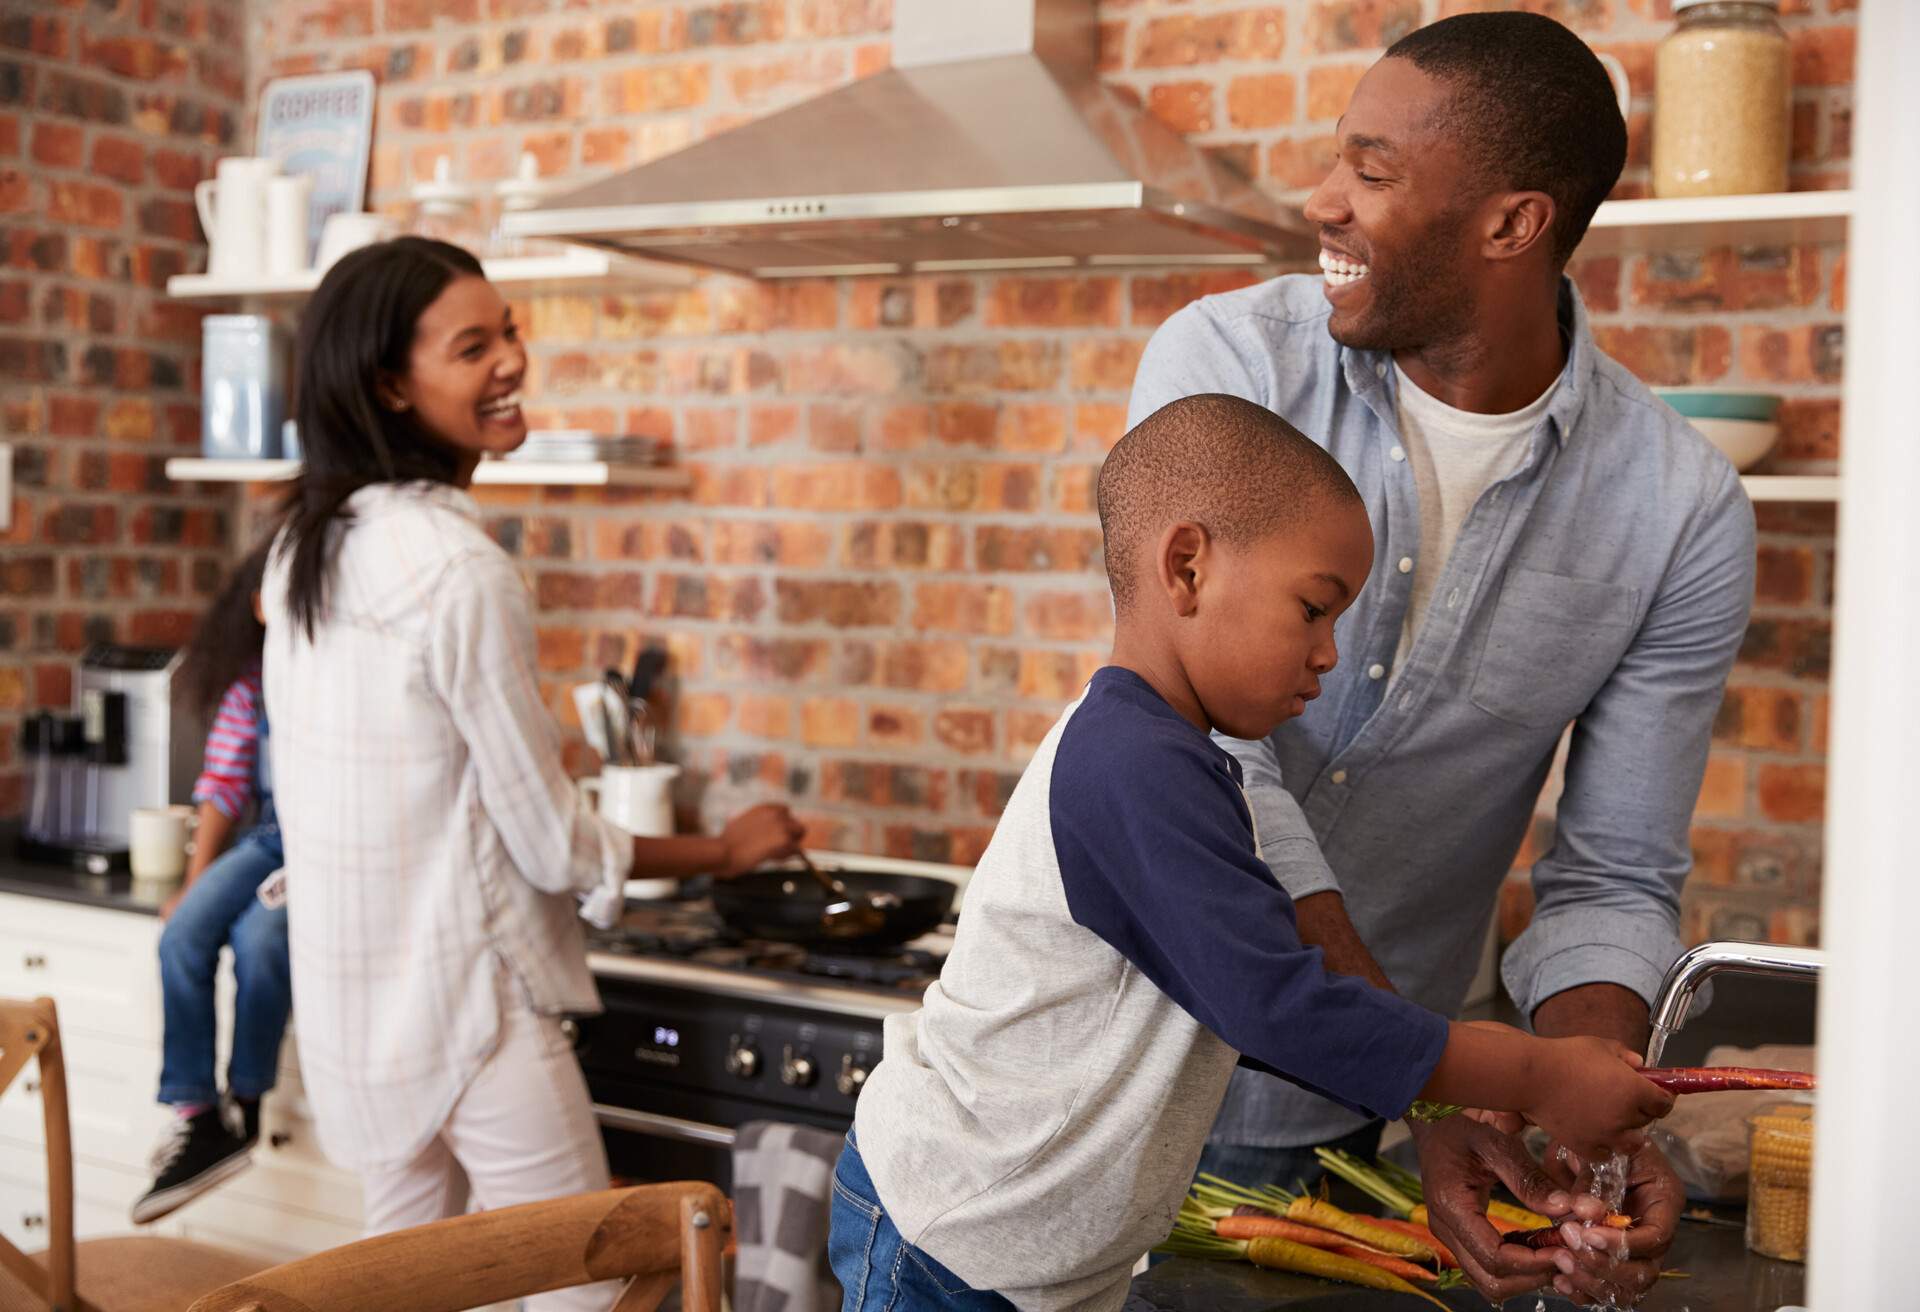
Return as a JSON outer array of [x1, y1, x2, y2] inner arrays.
[[1391, 361, 1563, 674]]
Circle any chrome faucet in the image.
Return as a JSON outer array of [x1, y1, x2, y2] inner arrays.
[[1645, 940, 1824, 1066]]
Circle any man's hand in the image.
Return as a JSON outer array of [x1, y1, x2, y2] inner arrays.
[[1409, 1115, 1567, 1303], [1536, 1138, 1684, 1307]]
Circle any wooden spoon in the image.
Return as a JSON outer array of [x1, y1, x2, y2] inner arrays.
[[796, 850, 886, 937]]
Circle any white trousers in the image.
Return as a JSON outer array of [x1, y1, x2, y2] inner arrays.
[[358, 995, 618, 1312]]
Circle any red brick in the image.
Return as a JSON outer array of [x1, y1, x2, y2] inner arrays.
[[800, 697, 862, 747], [536, 625, 587, 672], [1591, 325, 1732, 386], [842, 521, 966, 572], [1070, 338, 1147, 393], [1629, 248, 1823, 313], [87, 134, 144, 185], [905, 463, 1042, 514], [1738, 324, 1844, 385], [782, 342, 909, 394], [1774, 399, 1841, 463], [675, 692, 733, 737], [1134, 10, 1287, 69], [1757, 763, 1825, 824], [1714, 685, 1802, 753], [30, 123, 84, 169], [1754, 545, 1815, 606], [934, 709, 996, 757], [997, 403, 1067, 454], [605, 61, 712, 114], [1017, 650, 1105, 702], [792, 0, 889, 38], [877, 641, 970, 694], [770, 463, 902, 511], [1790, 26, 1854, 87], [714, 636, 832, 684], [866, 704, 924, 749], [1694, 756, 1746, 821], [1007, 709, 1057, 761], [924, 342, 1060, 393], [854, 41, 889, 77], [713, 280, 839, 333], [1266, 133, 1339, 189], [932, 401, 997, 449], [777, 580, 899, 628], [0, 114, 18, 157], [710, 520, 832, 568], [985, 278, 1121, 330], [913, 582, 1014, 637], [738, 693, 794, 741], [1147, 81, 1214, 134], [1025, 591, 1113, 643], [1306, 64, 1368, 121], [748, 403, 800, 448], [1129, 271, 1260, 328], [1305, 0, 1419, 52], [1052, 464, 1098, 514], [973, 526, 1103, 574]]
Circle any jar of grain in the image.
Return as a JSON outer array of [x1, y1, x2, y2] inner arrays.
[[1746, 1102, 1813, 1262], [1652, 1, 1791, 198]]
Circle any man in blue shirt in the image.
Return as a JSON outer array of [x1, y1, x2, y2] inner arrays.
[[1127, 14, 1754, 1307]]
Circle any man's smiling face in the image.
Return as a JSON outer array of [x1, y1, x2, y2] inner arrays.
[[1302, 57, 1488, 353]]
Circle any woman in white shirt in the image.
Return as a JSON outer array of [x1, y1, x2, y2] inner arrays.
[[261, 237, 803, 1309]]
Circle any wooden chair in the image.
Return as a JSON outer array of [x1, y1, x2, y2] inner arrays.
[[0, 997, 267, 1312], [185, 1181, 730, 1312]]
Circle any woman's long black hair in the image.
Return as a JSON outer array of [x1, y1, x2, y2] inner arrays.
[[179, 536, 272, 716], [276, 236, 485, 638]]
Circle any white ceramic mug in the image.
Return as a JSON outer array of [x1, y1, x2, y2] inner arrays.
[[581, 764, 682, 898], [1594, 50, 1631, 121], [314, 211, 397, 272], [129, 804, 196, 885], [194, 156, 278, 280], [264, 173, 313, 277]]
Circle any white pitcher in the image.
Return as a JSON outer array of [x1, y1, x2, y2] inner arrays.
[[195, 156, 278, 281], [264, 173, 313, 277]]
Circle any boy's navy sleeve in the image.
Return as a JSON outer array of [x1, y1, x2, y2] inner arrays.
[[1050, 698, 1450, 1122]]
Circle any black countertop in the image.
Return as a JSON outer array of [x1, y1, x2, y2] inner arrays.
[[1129, 1218, 1805, 1311], [0, 824, 162, 915]]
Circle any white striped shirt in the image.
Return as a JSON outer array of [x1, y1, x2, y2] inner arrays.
[[262, 482, 632, 1172]]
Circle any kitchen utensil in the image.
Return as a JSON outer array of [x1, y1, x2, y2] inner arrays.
[[1655, 388, 1784, 423], [1691, 417, 1780, 472], [129, 805, 194, 885], [710, 863, 954, 952], [796, 849, 887, 937], [314, 210, 397, 272], [581, 763, 683, 899], [194, 156, 278, 280], [264, 173, 314, 277], [624, 696, 655, 767], [603, 669, 632, 765], [630, 643, 669, 701]]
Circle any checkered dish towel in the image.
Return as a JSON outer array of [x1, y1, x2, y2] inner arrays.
[[731, 1120, 845, 1312]]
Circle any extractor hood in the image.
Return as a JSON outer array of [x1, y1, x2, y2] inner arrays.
[[500, 0, 1312, 278]]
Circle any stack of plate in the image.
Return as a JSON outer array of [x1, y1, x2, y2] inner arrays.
[[1654, 390, 1783, 472], [502, 430, 664, 465]]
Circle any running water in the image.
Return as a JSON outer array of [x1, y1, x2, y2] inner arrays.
[[1550, 1148, 1639, 1310]]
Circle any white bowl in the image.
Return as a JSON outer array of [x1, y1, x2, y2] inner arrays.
[[1691, 417, 1779, 472]]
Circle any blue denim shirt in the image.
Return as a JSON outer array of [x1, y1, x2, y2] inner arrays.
[[1127, 275, 1755, 1146]]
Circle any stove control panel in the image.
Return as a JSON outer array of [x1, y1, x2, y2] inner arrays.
[[580, 975, 886, 1119]]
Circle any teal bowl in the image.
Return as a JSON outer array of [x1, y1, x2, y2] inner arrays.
[[1654, 389, 1783, 422]]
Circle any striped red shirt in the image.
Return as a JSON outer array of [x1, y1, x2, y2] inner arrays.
[[192, 670, 263, 821]]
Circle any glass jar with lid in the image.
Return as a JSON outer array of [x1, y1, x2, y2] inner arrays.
[[1652, 1, 1791, 198]]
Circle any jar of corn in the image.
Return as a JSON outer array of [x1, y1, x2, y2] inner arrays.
[[1746, 1102, 1813, 1262], [1652, 1, 1791, 198]]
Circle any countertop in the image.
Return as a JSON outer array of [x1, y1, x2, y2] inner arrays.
[[1128, 1217, 1805, 1311], [0, 823, 162, 915]]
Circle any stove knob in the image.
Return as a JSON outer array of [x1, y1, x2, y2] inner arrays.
[[836, 1054, 870, 1098], [780, 1045, 817, 1088], [725, 1041, 760, 1079]]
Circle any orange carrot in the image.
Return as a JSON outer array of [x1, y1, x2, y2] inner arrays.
[[1214, 1215, 1349, 1248], [1286, 1197, 1439, 1262], [1243, 1236, 1450, 1311], [1330, 1244, 1440, 1283], [1366, 1216, 1458, 1268]]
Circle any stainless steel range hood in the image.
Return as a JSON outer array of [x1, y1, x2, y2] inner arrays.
[[500, 0, 1311, 278]]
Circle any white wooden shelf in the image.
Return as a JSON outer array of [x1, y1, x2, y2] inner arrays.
[[165, 245, 694, 302], [1742, 475, 1840, 503], [1579, 190, 1854, 256], [165, 457, 692, 490]]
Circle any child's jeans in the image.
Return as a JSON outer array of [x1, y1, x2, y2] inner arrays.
[[156, 827, 290, 1106], [828, 1132, 1015, 1311]]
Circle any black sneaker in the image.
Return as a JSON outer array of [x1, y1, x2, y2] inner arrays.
[[129, 1108, 252, 1224]]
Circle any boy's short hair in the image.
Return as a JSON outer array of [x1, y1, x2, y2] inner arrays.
[[1099, 394, 1361, 613]]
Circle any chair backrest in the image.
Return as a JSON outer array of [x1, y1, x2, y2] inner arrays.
[[186, 1181, 729, 1312], [0, 997, 77, 1312]]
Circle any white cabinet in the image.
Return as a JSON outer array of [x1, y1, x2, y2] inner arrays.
[[0, 891, 365, 1265]]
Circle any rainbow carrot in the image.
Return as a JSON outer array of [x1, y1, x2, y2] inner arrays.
[[1287, 1197, 1440, 1263], [1641, 1065, 1814, 1094], [1243, 1236, 1450, 1310], [1329, 1244, 1441, 1283], [1214, 1214, 1352, 1248], [1367, 1216, 1459, 1268]]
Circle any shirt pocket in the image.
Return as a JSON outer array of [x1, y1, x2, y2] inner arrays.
[[1469, 568, 1640, 729]]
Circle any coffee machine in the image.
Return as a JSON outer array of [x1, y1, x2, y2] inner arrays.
[[18, 645, 204, 874]]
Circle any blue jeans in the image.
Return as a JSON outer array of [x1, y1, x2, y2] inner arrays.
[[156, 829, 289, 1105], [828, 1133, 1015, 1312]]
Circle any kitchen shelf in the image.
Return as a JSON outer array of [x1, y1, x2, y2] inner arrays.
[[164, 245, 694, 302], [1578, 190, 1854, 256], [1741, 475, 1840, 503], [164, 457, 692, 489]]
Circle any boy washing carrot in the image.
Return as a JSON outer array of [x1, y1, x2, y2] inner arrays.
[[828, 394, 1673, 1311]]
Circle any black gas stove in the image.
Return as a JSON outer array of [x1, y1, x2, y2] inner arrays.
[[577, 867, 962, 1190]]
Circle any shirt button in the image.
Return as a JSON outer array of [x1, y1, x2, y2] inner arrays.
[[1389, 446, 1406, 463], [1447, 587, 1462, 609], [1397, 556, 1413, 574], [1367, 663, 1385, 680], [1374, 362, 1387, 379], [1330, 769, 1349, 785]]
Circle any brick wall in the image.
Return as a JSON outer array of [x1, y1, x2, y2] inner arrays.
[[214, 1, 1853, 947], [0, 1, 247, 816]]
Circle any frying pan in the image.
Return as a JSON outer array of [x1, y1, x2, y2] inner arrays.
[[709, 862, 956, 951]]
